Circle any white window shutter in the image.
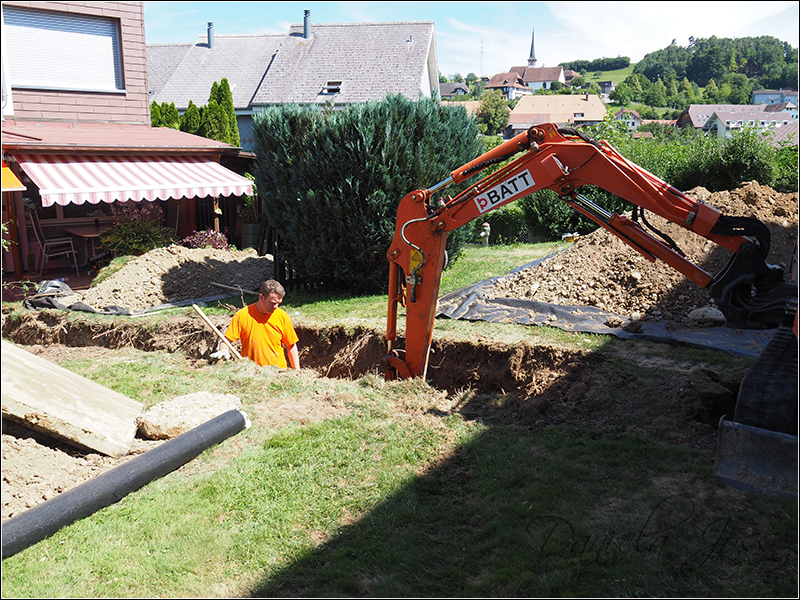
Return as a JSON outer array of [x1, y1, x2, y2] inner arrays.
[[3, 6, 124, 92]]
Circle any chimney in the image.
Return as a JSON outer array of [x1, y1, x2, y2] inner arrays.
[[303, 10, 311, 40], [207, 22, 215, 49]]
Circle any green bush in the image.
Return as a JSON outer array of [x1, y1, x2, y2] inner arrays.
[[474, 204, 527, 244], [513, 125, 797, 241], [100, 220, 176, 256], [617, 126, 787, 193], [252, 95, 482, 293], [773, 140, 799, 194]]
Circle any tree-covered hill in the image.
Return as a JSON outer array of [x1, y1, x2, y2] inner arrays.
[[633, 35, 797, 90]]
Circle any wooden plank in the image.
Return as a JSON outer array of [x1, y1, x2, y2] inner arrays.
[[1, 340, 143, 457]]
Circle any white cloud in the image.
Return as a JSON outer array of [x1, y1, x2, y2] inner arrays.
[[437, 19, 533, 77], [544, 1, 798, 64], [438, 1, 800, 76]]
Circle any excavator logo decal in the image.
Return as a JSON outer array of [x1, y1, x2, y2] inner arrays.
[[474, 169, 536, 213]]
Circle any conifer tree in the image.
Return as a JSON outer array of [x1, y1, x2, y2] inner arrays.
[[199, 99, 230, 143], [181, 100, 201, 134], [150, 101, 163, 127], [252, 95, 482, 292], [159, 102, 181, 129], [213, 78, 240, 146]]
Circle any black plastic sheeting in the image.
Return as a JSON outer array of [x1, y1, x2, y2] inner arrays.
[[21, 280, 230, 316], [436, 256, 776, 359]]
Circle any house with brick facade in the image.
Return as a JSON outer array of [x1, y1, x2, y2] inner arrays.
[[1, 1, 252, 278]]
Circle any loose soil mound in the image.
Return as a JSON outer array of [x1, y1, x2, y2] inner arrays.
[[486, 182, 797, 326], [79, 246, 275, 312]]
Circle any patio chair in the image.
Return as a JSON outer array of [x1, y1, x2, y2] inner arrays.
[[29, 210, 80, 277]]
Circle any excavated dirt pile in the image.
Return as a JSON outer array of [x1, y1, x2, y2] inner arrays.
[[78, 245, 275, 312], [485, 182, 797, 326], [25, 181, 797, 324]]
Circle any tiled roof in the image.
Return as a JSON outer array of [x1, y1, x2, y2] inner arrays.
[[763, 102, 797, 112], [440, 82, 470, 96], [680, 104, 767, 128], [148, 21, 437, 109], [509, 95, 607, 127], [251, 21, 436, 105], [706, 110, 793, 125], [486, 72, 528, 90], [146, 44, 194, 99], [509, 66, 564, 82], [148, 35, 283, 110], [766, 120, 798, 146], [1, 120, 238, 153], [642, 119, 677, 126]]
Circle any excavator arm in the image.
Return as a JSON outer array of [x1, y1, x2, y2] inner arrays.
[[383, 123, 796, 381]]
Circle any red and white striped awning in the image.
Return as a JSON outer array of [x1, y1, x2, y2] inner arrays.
[[14, 154, 253, 207]]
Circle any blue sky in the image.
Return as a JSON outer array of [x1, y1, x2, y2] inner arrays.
[[143, 1, 800, 79]]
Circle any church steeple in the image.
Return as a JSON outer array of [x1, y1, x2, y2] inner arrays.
[[528, 23, 537, 67]]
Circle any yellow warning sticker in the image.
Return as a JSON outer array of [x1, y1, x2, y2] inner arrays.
[[410, 249, 423, 273]]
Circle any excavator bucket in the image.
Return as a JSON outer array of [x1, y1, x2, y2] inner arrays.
[[713, 325, 798, 498]]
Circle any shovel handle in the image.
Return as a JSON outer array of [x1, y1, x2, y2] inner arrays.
[[192, 304, 243, 360]]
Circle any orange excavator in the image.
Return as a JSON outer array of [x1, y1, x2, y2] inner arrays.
[[383, 123, 797, 496]]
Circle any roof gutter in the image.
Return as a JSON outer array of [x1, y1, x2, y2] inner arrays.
[[3, 144, 233, 156]]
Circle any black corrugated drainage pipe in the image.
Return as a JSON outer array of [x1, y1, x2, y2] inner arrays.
[[2, 410, 248, 559]]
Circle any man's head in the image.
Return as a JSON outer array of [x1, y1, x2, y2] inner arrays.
[[256, 280, 286, 314]]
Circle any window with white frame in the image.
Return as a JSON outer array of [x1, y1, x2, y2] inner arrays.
[[3, 6, 124, 93], [320, 80, 343, 95]]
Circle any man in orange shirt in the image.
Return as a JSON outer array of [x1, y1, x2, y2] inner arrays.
[[212, 280, 299, 369]]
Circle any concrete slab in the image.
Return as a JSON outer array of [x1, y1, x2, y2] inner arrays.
[[1, 341, 143, 457]]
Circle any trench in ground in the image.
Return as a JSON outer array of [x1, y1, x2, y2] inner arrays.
[[2, 310, 743, 446]]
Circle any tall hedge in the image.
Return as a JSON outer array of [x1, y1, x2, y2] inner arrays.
[[252, 95, 482, 293]]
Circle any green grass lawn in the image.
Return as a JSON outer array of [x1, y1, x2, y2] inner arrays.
[[249, 242, 568, 333], [585, 64, 635, 85], [1, 242, 796, 598]]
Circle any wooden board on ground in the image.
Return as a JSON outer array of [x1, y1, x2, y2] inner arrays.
[[1, 340, 143, 457]]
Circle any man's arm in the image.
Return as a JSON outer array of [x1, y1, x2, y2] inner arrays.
[[287, 343, 300, 370], [211, 318, 237, 360]]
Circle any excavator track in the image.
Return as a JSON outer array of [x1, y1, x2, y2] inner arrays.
[[733, 325, 798, 436], [714, 325, 798, 498]]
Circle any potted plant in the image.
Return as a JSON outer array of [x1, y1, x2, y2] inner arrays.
[[239, 173, 261, 249]]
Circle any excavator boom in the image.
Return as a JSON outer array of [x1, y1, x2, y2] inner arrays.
[[384, 124, 796, 381]]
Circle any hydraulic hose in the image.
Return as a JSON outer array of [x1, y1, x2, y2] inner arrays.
[[1, 410, 248, 559]]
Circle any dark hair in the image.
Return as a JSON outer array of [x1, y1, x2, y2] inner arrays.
[[260, 280, 286, 297]]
